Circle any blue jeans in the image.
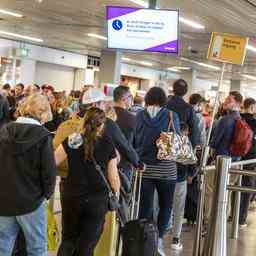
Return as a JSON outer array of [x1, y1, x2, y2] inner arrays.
[[140, 179, 176, 238], [0, 202, 47, 256]]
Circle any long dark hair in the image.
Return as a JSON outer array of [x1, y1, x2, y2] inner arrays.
[[82, 107, 106, 160]]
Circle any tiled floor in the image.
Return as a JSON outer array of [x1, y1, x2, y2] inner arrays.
[[164, 210, 256, 256]]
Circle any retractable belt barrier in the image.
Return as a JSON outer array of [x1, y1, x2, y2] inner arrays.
[[193, 157, 256, 256]]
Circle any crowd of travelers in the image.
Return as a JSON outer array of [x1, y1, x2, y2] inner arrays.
[[0, 79, 255, 256]]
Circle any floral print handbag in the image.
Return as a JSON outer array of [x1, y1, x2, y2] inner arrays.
[[156, 112, 197, 165]]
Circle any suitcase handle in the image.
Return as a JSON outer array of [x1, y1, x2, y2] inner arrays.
[[130, 170, 143, 220]]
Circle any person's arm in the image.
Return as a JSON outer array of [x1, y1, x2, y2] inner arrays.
[[55, 144, 67, 166], [105, 119, 140, 167], [210, 118, 226, 149], [188, 108, 199, 148], [40, 136, 57, 199], [107, 157, 120, 194], [192, 113, 202, 147]]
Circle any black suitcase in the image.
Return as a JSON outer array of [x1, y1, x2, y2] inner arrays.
[[121, 172, 158, 256]]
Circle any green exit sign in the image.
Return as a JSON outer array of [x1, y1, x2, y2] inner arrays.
[[20, 48, 29, 57]]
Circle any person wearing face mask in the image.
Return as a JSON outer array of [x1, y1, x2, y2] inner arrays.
[[134, 87, 180, 256], [113, 86, 137, 179]]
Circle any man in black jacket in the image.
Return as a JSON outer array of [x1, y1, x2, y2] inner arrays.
[[167, 79, 199, 251], [0, 94, 56, 256], [114, 86, 137, 179], [239, 98, 256, 227]]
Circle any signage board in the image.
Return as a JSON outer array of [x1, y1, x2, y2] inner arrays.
[[207, 32, 248, 65], [107, 6, 179, 54]]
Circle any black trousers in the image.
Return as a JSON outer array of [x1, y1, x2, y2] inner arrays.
[[57, 194, 108, 256], [239, 175, 255, 224]]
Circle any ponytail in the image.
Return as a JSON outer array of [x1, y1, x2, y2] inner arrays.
[[82, 107, 106, 160]]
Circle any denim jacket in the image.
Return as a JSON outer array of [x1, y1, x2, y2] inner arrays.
[[210, 111, 240, 156]]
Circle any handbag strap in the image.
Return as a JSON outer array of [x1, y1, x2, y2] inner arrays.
[[91, 156, 113, 195], [167, 111, 177, 133]]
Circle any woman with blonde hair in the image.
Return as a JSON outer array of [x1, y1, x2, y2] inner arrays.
[[0, 93, 57, 256]]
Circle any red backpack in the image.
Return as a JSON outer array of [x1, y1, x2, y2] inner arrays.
[[230, 119, 253, 157]]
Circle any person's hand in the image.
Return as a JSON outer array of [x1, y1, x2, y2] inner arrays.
[[137, 162, 146, 173], [187, 176, 193, 185]]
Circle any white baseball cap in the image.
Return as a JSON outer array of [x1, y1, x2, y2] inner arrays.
[[82, 88, 112, 105]]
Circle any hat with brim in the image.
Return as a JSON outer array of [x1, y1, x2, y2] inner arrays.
[[82, 88, 110, 105]]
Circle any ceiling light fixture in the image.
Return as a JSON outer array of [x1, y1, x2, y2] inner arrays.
[[140, 61, 153, 66], [87, 33, 107, 41], [0, 9, 23, 18], [128, 0, 149, 7], [122, 57, 131, 61], [167, 67, 181, 73], [172, 66, 191, 70], [197, 62, 220, 70], [247, 44, 256, 52], [181, 57, 220, 70], [0, 31, 43, 42], [242, 74, 256, 80], [179, 17, 205, 29]]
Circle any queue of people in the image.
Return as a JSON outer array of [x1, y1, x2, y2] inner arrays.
[[0, 80, 255, 256]]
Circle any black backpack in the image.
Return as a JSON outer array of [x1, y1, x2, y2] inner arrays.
[[121, 219, 158, 256]]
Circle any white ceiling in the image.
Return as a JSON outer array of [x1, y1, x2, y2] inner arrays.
[[0, 0, 256, 82]]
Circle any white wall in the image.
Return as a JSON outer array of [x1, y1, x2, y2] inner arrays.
[[19, 59, 36, 85], [121, 63, 179, 88], [0, 38, 87, 91], [35, 62, 75, 92], [0, 38, 87, 68]]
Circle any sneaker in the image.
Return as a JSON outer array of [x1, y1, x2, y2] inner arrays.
[[171, 237, 183, 251], [239, 223, 248, 229], [158, 238, 166, 256]]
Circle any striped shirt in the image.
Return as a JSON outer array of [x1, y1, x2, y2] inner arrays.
[[142, 160, 177, 181]]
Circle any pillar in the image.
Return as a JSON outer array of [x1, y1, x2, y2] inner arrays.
[[149, 0, 157, 8], [73, 68, 86, 90], [181, 69, 197, 100], [230, 79, 241, 92], [99, 50, 122, 87]]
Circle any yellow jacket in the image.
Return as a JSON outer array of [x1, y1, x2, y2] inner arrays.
[[53, 115, 83, 178]]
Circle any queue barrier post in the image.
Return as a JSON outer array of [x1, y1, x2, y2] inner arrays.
[[202, 155, 231, 256]]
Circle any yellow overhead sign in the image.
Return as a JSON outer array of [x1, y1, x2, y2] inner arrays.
[[207, 32, 248, 65]]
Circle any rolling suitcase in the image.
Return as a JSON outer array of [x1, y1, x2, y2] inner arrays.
[[121, 171, 158, 256]]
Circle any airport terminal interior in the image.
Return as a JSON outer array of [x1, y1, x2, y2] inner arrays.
[[1, 0, 256, 256]]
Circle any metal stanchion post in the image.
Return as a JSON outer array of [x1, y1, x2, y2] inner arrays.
[[231, 170, 242, 239], [193, 63, 226, 256], [203, 156, 231, 256]]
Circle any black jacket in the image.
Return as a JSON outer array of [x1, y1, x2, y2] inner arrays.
[[104, 118, 139, 168], [114, 107, 137, 170], [0, 122, 57, 216], [167, 95, 198, 148], [0, 94, 10, 128], [241, 113, 256, 160]]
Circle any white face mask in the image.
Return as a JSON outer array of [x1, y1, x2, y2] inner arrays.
[[147, 106, 161, 118]]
